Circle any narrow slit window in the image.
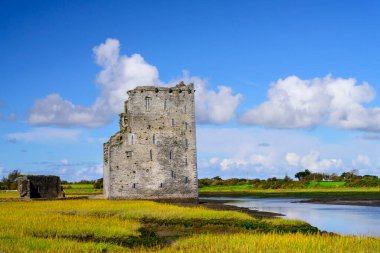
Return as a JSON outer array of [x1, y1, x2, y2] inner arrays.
[[184, 105, 187, 113], [145, 97, 152, 110], [184, 122, 188, 130], [150, 150, 153, 160], [132, 183, 136, 189], [185, 177, 188, 183], [171, 170, 175, 179], [169, 150, 172, 160], [131, 134, 134, 145], [160, 183, 163, 188], [153, 134, 156, 144], [185, 139, 188, 148], [171, 118, 175, 127], [164, 99, 167, 110], [185, 157, 188, 166]]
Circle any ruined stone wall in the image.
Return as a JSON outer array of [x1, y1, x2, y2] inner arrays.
[[18, 175, 64, 199], [103, 82, 198, 202]]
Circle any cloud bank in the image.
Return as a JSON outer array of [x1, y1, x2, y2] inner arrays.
[[29, 38, 242, 127], [240, 75, 380, 131], [197, 127, 380, 179], [6, 128, 81, 143]]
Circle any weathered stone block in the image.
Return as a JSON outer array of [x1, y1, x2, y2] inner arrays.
[[18, 175, 64, 199]]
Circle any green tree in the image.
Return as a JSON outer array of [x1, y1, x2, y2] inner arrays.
[[1, 170, 22, 190], [294, 169, 311, 181]]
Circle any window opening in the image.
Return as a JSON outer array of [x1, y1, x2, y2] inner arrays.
[[145, 97, 152, 110]]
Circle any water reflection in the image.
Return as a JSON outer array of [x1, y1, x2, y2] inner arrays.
[[202, 197, 380, 237]]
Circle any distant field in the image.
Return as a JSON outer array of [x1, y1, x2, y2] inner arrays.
[[1, 199, 378, 252], [199, 184, 380, 198], [0, 190, 18, 198], [0, 184, 102, 198], [306, 181, 346, 188], [200, 181, 377, 192], [63, 184, 102, 196]]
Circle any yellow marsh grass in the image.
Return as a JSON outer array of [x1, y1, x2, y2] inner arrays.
[[53, 200, 253, 220], [1, 199, 378, 252], [160, 233, 380, 253], [0, 190, 18, 198], [0, 199, 253, 252]]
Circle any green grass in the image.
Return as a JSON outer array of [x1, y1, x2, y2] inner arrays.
[[63, 183, 94, 189], [63, 184, 102, 195], [0, 190, 18, 198], [158, 233, 380, 253], [199, 185, 380, 199], [306, 181, 346, 188], [0, 199, 320, 252], [0, 197, 378, 252]]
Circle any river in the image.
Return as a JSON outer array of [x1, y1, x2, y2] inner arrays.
[[202, 197, 380, 237]]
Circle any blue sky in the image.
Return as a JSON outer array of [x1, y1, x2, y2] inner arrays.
[[1, 0, 380, 181]]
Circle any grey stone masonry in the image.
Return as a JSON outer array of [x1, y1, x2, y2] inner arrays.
[[103, 82, 198, 202], [18, 175, 64, 199]]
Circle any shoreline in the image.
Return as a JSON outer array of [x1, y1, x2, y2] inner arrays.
[[200, 191, 380, 207], [200, 199, 283, 218]]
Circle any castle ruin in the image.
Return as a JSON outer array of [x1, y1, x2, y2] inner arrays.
[[18, 175, 64, 199], [103, 82, 198, 202]]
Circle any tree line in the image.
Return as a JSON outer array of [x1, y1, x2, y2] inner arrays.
[[199, 170, 380, 189]]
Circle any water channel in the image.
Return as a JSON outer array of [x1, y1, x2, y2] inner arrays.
[[202, 197, 380, 237]]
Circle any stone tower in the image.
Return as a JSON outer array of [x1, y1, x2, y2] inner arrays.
[[103, 82, 198, 202]]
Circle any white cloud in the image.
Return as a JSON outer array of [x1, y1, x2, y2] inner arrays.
[[196, 127, 372, 178], [74, 163, 103, 179], [168, 71, 242, 124], [352, 154, 372, 168], [6, 128, 81, 143], [357, 133, 380, 140], [285, 152, 300, 166], [285, 150, 343, 173], [60, 159, 69, 166], [240, 75, 380, 131], [29, 38, 241, 127]]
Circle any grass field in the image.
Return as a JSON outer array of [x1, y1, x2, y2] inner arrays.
[[159, 233, 380, 253], [306, 181, 346, 188], [199, 184, 380, 199], [0, 190, 18, 198], [63, 184, 102, 196], [0, 194, 379, 252]]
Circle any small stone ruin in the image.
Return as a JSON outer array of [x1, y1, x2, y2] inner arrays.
[[18, 175, 64, 199]]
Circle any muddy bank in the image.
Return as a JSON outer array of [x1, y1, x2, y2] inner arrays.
[[176, 199, 283, 218], [200, 191, 380, 207], [298, 198, 380, 206]]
